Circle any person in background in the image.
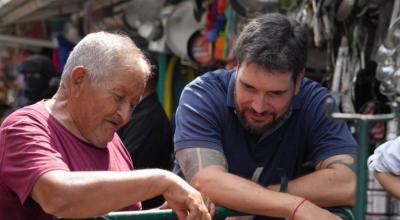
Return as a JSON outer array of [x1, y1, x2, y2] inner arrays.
[[174, 13, 357, 220], [0, 31, 210, 220], [118, 54, 174, 209], [368, 137, 400, 199], [15, 54, 59, 107]]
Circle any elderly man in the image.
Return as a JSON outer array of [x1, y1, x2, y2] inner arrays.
[[0, 32, 210, 220], [174, 13, 357, 220]]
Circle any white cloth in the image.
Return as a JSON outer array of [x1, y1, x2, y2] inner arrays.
[[368, 136, 400, 175]]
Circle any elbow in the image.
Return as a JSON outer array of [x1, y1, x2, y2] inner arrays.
[[42, 202, 69, 217], [339, 173, 357, 207], [191, 172, 212, 193], [35, 185, 78, 217], [344, 187, 356, 207], [190, 166, 223, 195], [39, 191, 73, 217]]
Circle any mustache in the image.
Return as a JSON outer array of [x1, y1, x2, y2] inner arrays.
[[246, 108, 275, 117]]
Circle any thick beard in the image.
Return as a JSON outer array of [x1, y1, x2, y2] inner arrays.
[[235, 105, 284, 135]]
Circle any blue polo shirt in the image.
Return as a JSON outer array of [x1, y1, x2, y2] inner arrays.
[[174, 69, 357, 219]]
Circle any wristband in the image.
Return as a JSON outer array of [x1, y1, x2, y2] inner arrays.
[[291, 199, 307, 220]]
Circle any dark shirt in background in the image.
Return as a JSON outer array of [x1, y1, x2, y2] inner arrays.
[[118, 92, 173, 209]]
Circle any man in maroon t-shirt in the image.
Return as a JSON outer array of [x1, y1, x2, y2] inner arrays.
[[0, 32, 211, 220]]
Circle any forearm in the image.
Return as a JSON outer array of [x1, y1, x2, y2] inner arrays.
[[375, 172, 400, 199], [32, 169, 175, 217], [191, 166, 303, 219], [270, 166, 355, 207]]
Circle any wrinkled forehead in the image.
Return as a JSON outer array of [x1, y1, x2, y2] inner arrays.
[[100, 66, 147, 91]]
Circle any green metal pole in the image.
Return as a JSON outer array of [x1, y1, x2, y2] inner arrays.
[[59, 206, 354, 220], [157, 53, 168, 105], [59, 207, 248, 220], [355, 119, 369, 220]]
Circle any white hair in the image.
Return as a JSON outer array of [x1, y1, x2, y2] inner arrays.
[[60, 31, 150, 86]]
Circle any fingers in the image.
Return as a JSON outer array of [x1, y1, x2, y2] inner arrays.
[[208, 201, 215, 218], [187, 202, 200, 220], [175, 209, 188, 220], [186, 196, 212, 220], [202, 195, 216, 217], [163, 173, 211, 219], [159, 201, 170, 210]]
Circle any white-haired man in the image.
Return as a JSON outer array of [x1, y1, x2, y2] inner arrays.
[[0, 32, 210, 220]]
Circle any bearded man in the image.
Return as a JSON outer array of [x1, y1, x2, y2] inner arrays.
[[173, 13, 357, 220]]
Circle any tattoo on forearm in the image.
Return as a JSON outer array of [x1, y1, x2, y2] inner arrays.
[[325, 156, 356, 173], [176, 148, 228, 182]]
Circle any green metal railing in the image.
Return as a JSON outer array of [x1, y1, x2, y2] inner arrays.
[[325, 99, 398, 220], [60, 207, 248, 220], [61, 206, 354, 220]]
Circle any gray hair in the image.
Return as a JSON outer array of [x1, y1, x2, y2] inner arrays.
[[60, 31, 150, 86]]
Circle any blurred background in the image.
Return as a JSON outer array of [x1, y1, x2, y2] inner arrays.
[[0, 0, 400, 218]]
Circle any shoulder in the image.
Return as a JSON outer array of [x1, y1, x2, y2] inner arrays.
[[296, 78, 332, 110], [180, 69, 233, 107], [185, 69, 233, 95], [1, 101, 49, 129], [300, 78, 330, 100], [175, 70, 233, 136]]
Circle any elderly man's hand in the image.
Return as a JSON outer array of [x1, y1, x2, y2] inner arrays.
[[162, 173, 211, 220], [201, 194, 216, 217]]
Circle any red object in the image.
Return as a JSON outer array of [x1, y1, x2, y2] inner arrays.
[[217, 0, 228, 14], [291, 199, 307, 220], [52, 49, 61, 74]]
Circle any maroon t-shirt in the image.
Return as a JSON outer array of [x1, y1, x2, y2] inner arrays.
[[0, 101, 141, 219]]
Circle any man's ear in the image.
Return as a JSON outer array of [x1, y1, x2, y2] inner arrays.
[[69, 66, 88, 97], [294, 69, 305, 95]]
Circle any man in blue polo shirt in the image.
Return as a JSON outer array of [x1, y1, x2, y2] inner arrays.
[[174, 13, 357, 220]]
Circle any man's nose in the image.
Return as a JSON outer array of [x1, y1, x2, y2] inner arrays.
[[251, 94, 268, 113], [118, 101, 132, 125]]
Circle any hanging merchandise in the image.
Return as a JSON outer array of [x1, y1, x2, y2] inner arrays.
[[214, 32, 226, 60], [157, 53, 168, 105], [165, 1, 204, 62], [213, 0, 228, 61], [331, 36, 356, 113], [205, 0, 218, 42], [187, 30, 216, 69], [56, 35, 75, 72], [375, 16, 400, 98], [164, 56, 177, 119], [229, 0, 280, 18], [163, 56, 196, 118], [206, 0, 227, 43], [336, 0, 356, 22], [123, 0, 166, 41], [223, 5, 237, 65]]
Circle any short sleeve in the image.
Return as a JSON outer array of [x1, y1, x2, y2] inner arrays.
[[174, 78, 224, 153], [368, 137, 400, 174], [0, 116, 69, 205], [304, 86, 357, 164]]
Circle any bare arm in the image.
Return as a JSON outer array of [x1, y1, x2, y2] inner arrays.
[[374, 172, 400, 199], [269, 154, 356, 207], [176, 148, 340, 220], [31, 169, 211, 220]]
